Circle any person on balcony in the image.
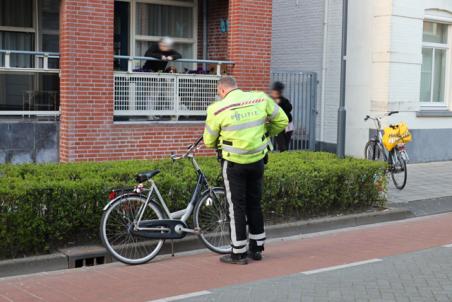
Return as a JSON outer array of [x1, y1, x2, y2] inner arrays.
[[142, 37, 182, 72]]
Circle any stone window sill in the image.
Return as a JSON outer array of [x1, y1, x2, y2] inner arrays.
[[416, 110, 452, 117]]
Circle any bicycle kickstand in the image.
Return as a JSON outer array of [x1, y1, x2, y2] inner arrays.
[[171, 240, 175, 257]]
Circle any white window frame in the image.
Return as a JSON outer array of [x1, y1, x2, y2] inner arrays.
[[0, 0, 60, 116], [421, 17, 452, 108], [122, 0, 198, 63], [0, 0, 40, 52]]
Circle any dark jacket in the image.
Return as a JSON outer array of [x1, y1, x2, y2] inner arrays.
[[142, 43, 182, 72], [278, 96, 293, 123]]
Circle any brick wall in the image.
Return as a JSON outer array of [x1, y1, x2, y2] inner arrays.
[[228, 0, 273, 91], [59, 0, 272, 162], [198, 0, 229, 62]]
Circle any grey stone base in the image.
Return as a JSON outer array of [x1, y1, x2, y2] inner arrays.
[[0, 121, 59, 164]]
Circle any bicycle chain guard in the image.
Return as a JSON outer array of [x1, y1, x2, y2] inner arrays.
[[133, 219, 189, 240]]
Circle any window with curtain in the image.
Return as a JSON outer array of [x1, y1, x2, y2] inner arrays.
[[135, 1, 196, 72], [0, 0, 60, 112], [420, 21, 449, 103]]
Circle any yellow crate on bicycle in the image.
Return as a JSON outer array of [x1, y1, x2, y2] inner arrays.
[[382, 122, 412, 151]]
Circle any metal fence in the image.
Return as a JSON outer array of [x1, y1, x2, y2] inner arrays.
[[271, 71, 318, 151], [114, 72, 220, 117]]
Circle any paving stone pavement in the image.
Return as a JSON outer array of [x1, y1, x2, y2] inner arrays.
[[388, 161, 452, 203], [180, 247, 452, 302]]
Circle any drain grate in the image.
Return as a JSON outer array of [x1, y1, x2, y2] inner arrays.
[[74, 256, 106, 268], [59, 246, 112, 269]]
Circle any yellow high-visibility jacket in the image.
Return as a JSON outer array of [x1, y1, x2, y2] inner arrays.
[[203, 89, 289, 164]]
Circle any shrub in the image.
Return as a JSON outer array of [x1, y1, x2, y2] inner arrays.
[[0, 152, 386, 259]]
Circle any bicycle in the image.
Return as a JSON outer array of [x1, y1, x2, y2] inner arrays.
[[364, 111, 409, 190], [99, 137, 231, 265]]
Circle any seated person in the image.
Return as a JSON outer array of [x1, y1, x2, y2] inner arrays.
[[142, 37, 182, 72]]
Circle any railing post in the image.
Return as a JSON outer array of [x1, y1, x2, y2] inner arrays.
[[216, 63, 222, 76], [129, 81, 136, 111], [174, 75, 180, 117], [5, 51, 11, 68], [43, 53, 49, 70], [127, 59, 133, 73]]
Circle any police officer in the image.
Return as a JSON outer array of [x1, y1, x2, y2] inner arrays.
[[203, 76, 288, 265]]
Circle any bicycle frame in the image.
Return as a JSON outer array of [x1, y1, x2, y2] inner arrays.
[[134, 154, 213, 233], [365, 111, 407, 165]]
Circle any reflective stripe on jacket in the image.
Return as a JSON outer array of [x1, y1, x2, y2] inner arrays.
[[203, 89, 289, 164]]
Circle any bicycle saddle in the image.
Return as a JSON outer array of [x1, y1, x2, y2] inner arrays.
[[136, 169, 160, 183]]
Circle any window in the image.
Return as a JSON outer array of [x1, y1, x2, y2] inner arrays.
[[133, 0, 197, 71], [420, 21, 449, 103], [0, 0, 60, 112]]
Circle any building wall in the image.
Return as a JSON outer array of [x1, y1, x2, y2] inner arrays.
[[345, 0, 452, 162], [272, 0, 452, 162], [228, 0, 273, 91], [197, 0, 229, 65], [271, 0, 343, 149], [59, 0, 273, 162]]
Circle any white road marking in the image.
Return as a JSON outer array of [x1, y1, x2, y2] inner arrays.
[[148, 290, 211, 302], [443, 244, 452, 248], [302, 259, 382, 275]]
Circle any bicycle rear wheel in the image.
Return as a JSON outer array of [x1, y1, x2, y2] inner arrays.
[[100, 195, 164, 265], [194, 188, 231, 254], [390, 150, 407, 190]]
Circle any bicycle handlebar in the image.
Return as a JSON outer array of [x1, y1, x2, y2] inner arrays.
[[364, 111, 400, 121], [387, 111, 399, 116], [171, 136, 204, 161]]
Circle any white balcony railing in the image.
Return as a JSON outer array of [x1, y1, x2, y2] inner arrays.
[[0, 49, 59, 73], [113, 55, 234, 118], [114, 72, 220, 117]]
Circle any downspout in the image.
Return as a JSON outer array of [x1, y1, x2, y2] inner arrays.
[[336, 0, 349, 158], [202, 0, 208, 70], [320, 0, 329, 145]]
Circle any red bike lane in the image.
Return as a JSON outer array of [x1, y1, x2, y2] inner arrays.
[[1, 213, 451, 302]]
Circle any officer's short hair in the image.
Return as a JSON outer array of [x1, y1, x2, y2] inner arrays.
[[218, 76, 238, 89]]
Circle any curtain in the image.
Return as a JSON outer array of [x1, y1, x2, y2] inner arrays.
[[0, 0, 33, 28], [136, 3, 193, 38]]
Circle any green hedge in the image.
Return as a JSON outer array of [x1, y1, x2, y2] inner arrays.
[[0, 152, 386, 259]]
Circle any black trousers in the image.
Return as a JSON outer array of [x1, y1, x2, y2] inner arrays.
[[222, 159, 266, 255], [276, 131, 293, 152]]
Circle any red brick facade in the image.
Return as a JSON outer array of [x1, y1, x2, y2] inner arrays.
[[59, 0, 272, 162], [228, 0, 273, 91]]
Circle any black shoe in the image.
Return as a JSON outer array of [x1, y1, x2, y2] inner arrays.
[[248, 251, 262, 261], [220, 254, 248, 265]]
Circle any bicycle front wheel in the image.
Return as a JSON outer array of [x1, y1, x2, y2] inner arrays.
[[194, 188, 231, 254], [364, 141, 384, 161], [390, 150, 407, 190], [100, 195, 164, 265]]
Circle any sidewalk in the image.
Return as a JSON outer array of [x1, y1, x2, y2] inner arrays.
[[388, 161, 452, 203], [1, 213, 451, 302]]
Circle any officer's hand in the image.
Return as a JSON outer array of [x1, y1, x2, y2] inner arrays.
[[161, 55, 167, 61], [167, 56, 173, 61]]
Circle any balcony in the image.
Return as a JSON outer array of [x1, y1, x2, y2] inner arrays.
[[0, 50, 233, 121], [114, 55, 233, 121]]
